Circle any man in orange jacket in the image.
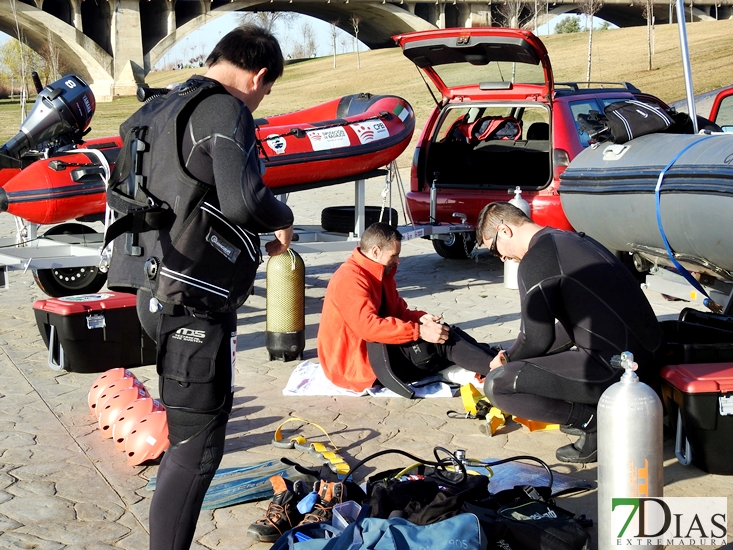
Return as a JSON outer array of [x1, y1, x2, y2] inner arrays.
[[317, 222, 495, 393]]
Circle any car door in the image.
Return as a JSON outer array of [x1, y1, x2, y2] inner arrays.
[[709, 87, 733, 132]]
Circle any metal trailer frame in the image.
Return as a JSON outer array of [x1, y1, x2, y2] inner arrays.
[[0, 165, 474, 291]]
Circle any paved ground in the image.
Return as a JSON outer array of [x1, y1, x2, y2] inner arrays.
[[1, 174, 732, 549]]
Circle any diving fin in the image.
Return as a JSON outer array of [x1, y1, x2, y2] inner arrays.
[[146, 457, 322, 510]]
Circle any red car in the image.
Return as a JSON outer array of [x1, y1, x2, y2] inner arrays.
[[709, 86, 733, 130], [393, 28, 668, 259]]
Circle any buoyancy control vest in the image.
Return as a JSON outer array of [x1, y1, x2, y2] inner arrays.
[[104, 78, 261, 313]]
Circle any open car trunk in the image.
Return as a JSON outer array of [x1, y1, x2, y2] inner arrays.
[[425, 103, 552, 190]]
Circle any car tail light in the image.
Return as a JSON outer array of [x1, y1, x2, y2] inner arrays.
[[553, 148, 570, 181], [410, 147, 421, 191]]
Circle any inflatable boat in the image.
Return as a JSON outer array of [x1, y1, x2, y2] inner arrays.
[[559, 132, 733, 280], [1, 94, 414, 224], [257, 93, 415, 193], [0, 137, 121, 225]]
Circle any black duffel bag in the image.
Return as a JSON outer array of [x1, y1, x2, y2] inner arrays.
[[603, 100, 674, 143]]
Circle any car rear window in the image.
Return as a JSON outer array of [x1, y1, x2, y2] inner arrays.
[[433, 61, 546, 90], [569, 97, 633, 147]]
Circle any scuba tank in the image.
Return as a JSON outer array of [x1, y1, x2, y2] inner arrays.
[[504, 187, 530, 289], [597, 351, 663, 550], [266, 248, 305, 361]]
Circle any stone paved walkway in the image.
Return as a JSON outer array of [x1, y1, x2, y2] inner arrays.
[[0, 175, 731, 549]]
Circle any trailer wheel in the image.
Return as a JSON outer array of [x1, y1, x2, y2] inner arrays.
[[321, 206, 399, 233], [33, 224, 107, 297], [432, 233, 475, 260]]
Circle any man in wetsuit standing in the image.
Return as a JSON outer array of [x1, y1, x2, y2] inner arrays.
[[106, 26, 293, 550], [475, 202, 662, 463]]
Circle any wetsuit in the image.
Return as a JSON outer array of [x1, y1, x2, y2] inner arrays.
[[483, 227, 662, 425], [134, 80, 293, 550]]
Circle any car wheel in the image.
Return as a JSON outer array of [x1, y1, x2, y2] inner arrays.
[[432, 233, 475, 259], [321, 206, 399, 233], [33, 223, 107, 297]]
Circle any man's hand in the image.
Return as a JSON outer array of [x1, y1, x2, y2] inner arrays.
[[265, 225, 293, 256], [419, 313, 442, 325], [489, 350, 507, 371], [419, 317, 450, 344]]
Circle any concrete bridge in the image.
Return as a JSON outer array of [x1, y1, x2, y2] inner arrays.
[[1, 0, 731, 101]]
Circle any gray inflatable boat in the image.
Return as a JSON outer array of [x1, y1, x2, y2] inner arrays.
[[559, 132, 733, 281]]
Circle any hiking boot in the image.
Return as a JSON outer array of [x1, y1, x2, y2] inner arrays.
[[298, 480, 345, 525], [247, 476, 305, 542], [555, 431, 598, 464]]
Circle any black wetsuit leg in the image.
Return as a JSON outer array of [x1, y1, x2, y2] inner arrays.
[[483, 348, 621, 425], [137, 291, 236, 550], [386, 326, 495, 383]]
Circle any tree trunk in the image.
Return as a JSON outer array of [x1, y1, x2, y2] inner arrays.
[[586, 19, 593, 83]]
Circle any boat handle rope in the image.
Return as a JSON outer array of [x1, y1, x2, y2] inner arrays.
[[257, 111, 390, 142], [654, 134, 721, 313]]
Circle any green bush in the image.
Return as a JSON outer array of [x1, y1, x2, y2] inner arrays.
[[555, 16, 582, 34]]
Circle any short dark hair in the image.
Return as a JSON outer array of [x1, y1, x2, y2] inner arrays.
[[475, 202, 530, 246], [360, 222, 402, 250], [205, 25, 284, 84]]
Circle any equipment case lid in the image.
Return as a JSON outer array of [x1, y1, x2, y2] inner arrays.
[[661, 363, 733, 394], [32, 292, 137, 316]]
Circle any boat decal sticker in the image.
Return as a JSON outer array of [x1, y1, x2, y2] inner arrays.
[[350, 120, 390, 144], [265, 134, 287, 154], [306, 127, 350, 151], [393, 103, 409, 122]]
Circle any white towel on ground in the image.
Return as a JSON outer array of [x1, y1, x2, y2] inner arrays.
[[282, 360, 481, 398]]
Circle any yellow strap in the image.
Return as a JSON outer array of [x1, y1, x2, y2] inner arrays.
[[460, 383, 485, 415], [272, 417, 351, 475], [272, 417, 341, 452]]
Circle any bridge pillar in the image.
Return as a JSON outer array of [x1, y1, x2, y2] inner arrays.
[[111, 0, 145, 96], [469, 3, 494, 26], [71, 0, 82, 30]]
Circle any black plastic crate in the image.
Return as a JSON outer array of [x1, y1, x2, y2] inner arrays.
[[33, 292, 155, 373], [659, 319, 733, 365], [661, 363, 733, 475]]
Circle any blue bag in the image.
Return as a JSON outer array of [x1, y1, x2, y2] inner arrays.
[[270, 512, 485, 550]]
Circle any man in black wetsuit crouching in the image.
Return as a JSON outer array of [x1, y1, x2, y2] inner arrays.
[[475, 202, 662, 463]]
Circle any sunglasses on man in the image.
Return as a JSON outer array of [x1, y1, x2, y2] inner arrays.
[[487, 221, 503, 258]]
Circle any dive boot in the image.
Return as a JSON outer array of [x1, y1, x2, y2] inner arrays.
[[555, 431, 598, 464]]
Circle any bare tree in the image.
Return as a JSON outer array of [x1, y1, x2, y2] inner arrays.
[[350, 14, 362, 68], [643, 0, 655, 70], [9, 0, 28, 120], [300, 21, 318, 58], [38, 29, 67, 84], [498, 0, 527, 28], [237, 12, 298, 34], [579, 0, 603, 83], [339, 35, 349, 54], [330, 20, 340, 68]]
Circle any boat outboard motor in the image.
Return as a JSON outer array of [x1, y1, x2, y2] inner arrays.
[[0, 74, 95, 167]]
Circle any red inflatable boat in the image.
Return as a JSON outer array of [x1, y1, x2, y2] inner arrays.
[[1, 94, 414, 224], [257, 93, 415, 193], [0, 136, 122, 225]]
